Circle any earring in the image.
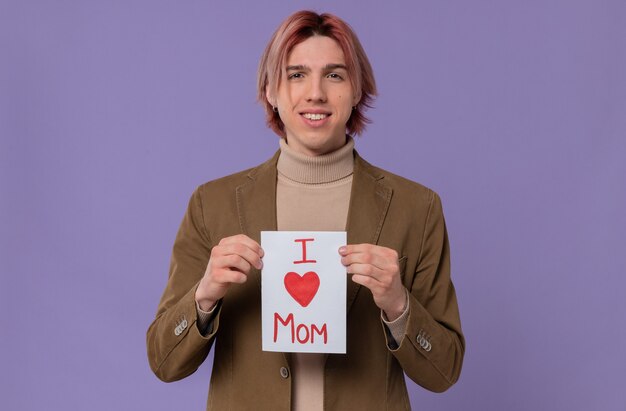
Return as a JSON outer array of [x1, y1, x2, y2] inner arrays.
[[352, 106, 356, 111], [273, 106, 278, 113]]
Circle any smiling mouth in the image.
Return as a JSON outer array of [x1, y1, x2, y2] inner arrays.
[[301, 113, 329, 121]]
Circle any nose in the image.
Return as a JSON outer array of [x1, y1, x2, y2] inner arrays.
[[306, 76, 327, 103]]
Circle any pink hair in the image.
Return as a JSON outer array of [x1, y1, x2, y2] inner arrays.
[[257, 11, 377, 137]]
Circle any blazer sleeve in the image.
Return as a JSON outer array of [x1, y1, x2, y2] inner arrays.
[[146, 187, 222, 382], [386, 191, 465, 392]]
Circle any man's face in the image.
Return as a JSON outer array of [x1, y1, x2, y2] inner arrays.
[[268, 35, 359, 156]]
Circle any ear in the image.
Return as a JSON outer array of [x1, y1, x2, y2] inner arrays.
[[352, 90, 362, 107], [265, 86, 275, 108]]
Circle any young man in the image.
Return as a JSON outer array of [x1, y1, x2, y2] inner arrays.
[[147, 11, 464, 410]]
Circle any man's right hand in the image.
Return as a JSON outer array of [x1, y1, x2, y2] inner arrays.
[[194, 234, 264, 311]]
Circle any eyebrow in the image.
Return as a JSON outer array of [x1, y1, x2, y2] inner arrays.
[[285, 64, 348, 71]]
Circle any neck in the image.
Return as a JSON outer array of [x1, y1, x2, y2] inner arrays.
[[277, 136, 355, 185]]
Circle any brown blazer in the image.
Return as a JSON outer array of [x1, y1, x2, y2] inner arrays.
[[147, 150, 464, 410]]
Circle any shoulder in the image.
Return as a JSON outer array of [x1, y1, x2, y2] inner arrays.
[[194, 150, 280, 198], [355, 152, 440, 207], [182, 150, 280, 238]]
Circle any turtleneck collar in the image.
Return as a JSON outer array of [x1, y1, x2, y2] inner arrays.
[[277, 136, 355, 185]]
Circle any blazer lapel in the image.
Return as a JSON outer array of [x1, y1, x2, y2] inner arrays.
[[235, 151, 279, 242], [345, 152, 393, 313]]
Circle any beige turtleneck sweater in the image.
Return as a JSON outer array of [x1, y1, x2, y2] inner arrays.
[[277, 137, 355, 411]]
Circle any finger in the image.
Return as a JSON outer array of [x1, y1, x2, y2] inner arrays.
[[213, 241, 264, 269], [213, 254, 252, 275], [345, 263, 385, 282], [341, 253, 392, 273], [350, 269, 401, 295], [341, 245, 399, 270], [340, 243, 397, 260], [339, 243, 376, 256], [350, 273, 382, 292], [211, 267, 248, 285], [219, 234, 264, 257]]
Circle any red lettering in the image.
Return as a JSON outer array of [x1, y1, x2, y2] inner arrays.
[[273, 312, 295, 343], [293, 238, 317, 264], [273, 312, 328, 345], [296, 324, 310, 343], [311, 323, 328, 344]]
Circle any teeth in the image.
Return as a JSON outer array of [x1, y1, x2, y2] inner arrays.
[[303, 113, 328, 121]]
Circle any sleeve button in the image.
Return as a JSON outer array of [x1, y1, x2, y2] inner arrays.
[[280, 367, 290, 379]]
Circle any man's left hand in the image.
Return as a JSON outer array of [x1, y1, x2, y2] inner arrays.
[[339, 244, 406, 321]]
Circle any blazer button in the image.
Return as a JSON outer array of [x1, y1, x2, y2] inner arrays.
[[280, 367, 290, 379]]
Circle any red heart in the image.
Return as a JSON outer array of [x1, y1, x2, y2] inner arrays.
[[284, 271, 320, 307]]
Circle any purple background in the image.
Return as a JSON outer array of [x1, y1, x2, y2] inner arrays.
[[2, 1, 625, 410]]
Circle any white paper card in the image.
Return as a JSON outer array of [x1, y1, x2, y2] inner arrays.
[[261, 231, 347, 353]]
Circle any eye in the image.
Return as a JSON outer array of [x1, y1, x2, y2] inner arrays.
[[288, 72, 304, 80], [327, 73, 344, 80]]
